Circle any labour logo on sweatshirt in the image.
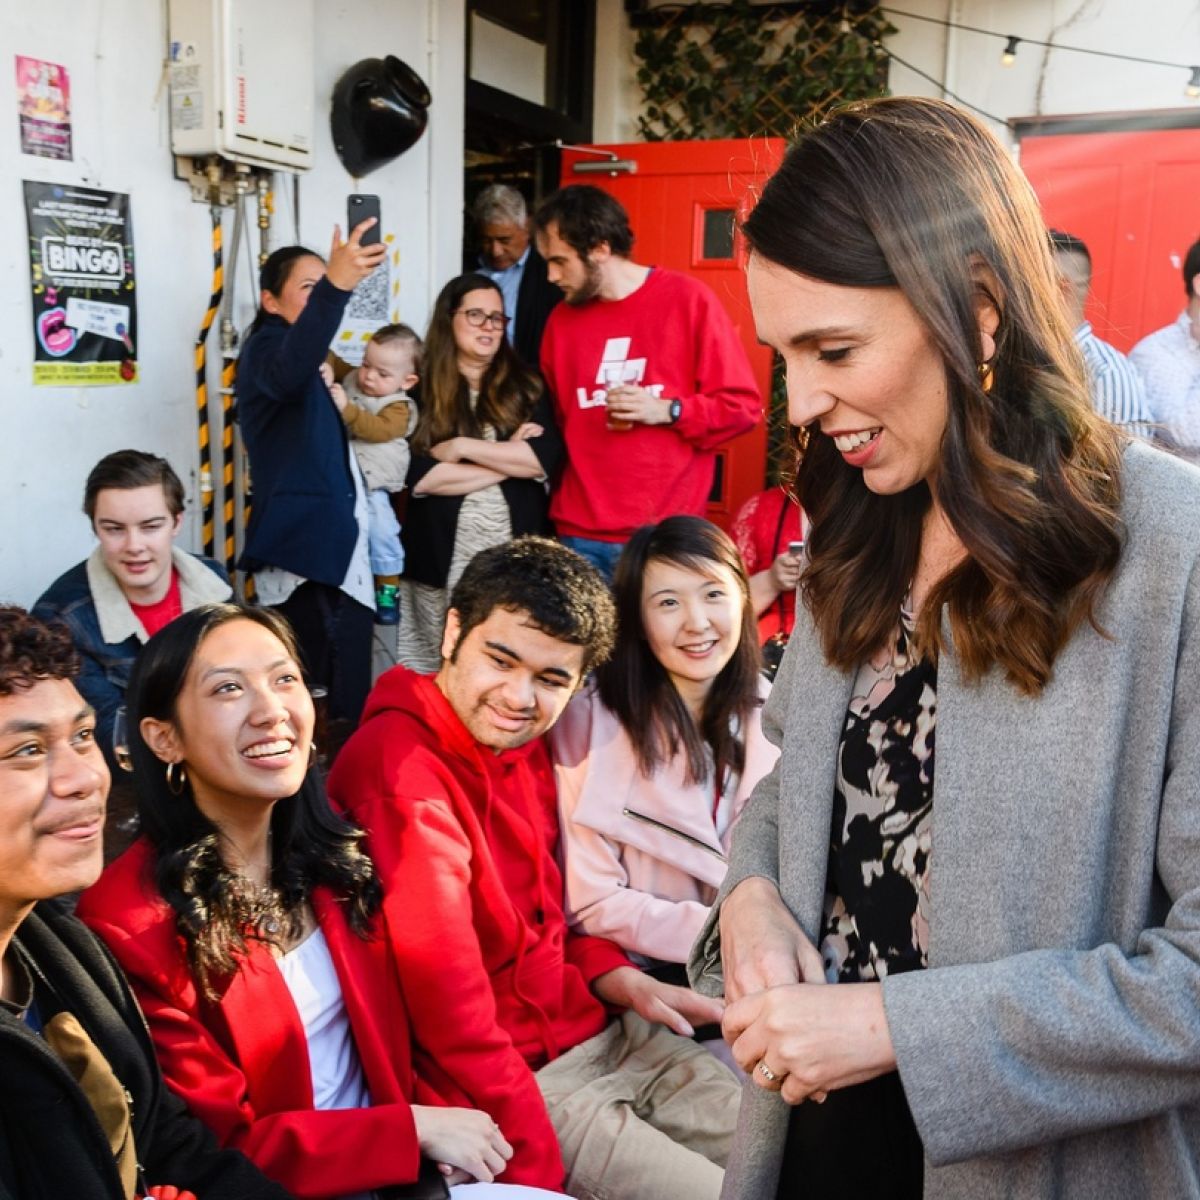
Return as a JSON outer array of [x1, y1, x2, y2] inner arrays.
[[575, 336, 662, 408]]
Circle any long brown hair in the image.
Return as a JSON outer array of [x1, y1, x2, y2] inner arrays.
[[743, 97, 1124, 695], [597, 517, 762, 789], [410, 272, 542, 453]]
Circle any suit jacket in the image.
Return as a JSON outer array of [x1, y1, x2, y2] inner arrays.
[[690, 440, 1200, 1199], [236, 276, 360, 585], [0, 901, 288, 1200], [513, 245, 561, 368], [77, 840, 424, 1200]]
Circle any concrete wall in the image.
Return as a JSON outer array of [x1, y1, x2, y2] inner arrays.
[[593, 0, 642, 144], [596, 0, 1200, 146], [882, 0, 1200, 144], [0, 0, 464, 606]]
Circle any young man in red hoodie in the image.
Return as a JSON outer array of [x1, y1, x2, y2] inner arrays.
[[327, 538, 741, 1199]]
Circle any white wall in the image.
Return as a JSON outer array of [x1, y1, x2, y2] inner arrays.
[[0, 0, 464, 607], [885, 0, 1200, 144], [593, 0, 642, 144], [595, 0, 1200, 147]]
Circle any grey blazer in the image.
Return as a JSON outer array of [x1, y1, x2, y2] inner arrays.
[[691, 441, 1200, 1199]]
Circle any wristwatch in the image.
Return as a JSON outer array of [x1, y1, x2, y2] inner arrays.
[[667, 398, 683, 425]]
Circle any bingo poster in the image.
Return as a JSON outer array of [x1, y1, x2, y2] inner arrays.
[[25, 181, 138, 386]]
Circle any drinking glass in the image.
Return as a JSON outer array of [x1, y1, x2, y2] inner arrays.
[[112, 706, 134, 773]]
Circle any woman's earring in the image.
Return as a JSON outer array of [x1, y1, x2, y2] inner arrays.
[[165, 761, 187, 796], [978, 359, 995, 394], [309, 742, 317, 767]]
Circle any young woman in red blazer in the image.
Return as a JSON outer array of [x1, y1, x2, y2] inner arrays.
[[77, 603, 557, 1199]]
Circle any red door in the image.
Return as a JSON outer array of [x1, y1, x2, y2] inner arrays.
[[1018, 119, 1200, 351], [558, 138, 786, 530]]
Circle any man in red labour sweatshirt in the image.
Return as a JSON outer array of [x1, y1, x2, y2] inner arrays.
[[327, 537, 740, 1199], [533, 184, 762, 581]]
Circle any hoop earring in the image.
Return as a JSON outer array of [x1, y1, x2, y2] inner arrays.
[[165, 761, 187, 796], [978, 359, 995, 394]]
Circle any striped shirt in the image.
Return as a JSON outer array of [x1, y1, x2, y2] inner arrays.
[[1075, 322, 1156, 441], [1130, 310, 1200, 454]]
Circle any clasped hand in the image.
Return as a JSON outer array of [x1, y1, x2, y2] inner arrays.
[[430, 423, 543, 464], [718, 877, 896, 1104]]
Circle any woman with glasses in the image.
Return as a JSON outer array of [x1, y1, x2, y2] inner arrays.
[[396, 273, 563, 672]]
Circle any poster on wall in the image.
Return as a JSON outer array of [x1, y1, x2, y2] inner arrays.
[[334, 237, 398, 367], [15, 56, 72, 161], [24, 181, 138, 386]]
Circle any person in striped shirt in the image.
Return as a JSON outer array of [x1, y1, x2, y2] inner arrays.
[[1050, 230, 1158, 442]]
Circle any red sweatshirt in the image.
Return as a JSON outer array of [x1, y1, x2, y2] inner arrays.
[[326, 667, 631, 1192], [539, 266, 761, 541]]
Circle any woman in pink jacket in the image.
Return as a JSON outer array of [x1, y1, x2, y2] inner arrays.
[[551, 516, 778, 979]]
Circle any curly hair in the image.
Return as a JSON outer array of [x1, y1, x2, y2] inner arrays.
[[127, 603, 381, 997], [744, 97, 1124, 695], [598, 517, 762, 789], [448, 536, 616, 674], [0, 606, 79, 695]]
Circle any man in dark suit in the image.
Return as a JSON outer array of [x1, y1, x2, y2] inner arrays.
[[471, 184, 561, 367]]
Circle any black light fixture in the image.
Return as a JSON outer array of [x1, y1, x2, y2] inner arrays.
[[330, 56, 431, 179], [1187, 66, 1200, 99], [1001, 36, 1021, 67]]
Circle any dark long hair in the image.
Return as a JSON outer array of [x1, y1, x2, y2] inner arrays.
[[245, 245, 322, 338], [743, 96, 1124, 695], [127, 603, 380, 996], [409, 272, 542, 454], [597, 517, 761, 789]]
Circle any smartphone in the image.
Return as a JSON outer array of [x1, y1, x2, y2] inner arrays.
[[348, 193, 381, 246], [787, 540, 805, 557]]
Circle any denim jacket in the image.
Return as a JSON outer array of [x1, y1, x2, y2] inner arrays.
[[32, 547, 231, 770]]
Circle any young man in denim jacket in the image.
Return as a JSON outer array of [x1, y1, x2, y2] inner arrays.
[[32, 450, 230, 772]]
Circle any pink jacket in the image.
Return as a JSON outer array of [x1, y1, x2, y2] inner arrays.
[[550, 679, 778, 964]]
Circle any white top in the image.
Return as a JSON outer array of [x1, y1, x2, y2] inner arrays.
[[277, 927, 371, 1112], [1130, 309, 1200, 453], [277, 928, 373, 1200]]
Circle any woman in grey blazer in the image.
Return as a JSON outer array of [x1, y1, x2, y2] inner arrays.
[[690, 96, 1200, 1199]]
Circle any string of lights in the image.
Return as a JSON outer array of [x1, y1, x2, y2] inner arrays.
[[877, 6, 1200, 98], [879, 44, 1007, 125]]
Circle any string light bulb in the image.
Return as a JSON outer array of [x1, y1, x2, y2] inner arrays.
[[1187, 66, 1200, 99], [1001, 36, 1021, 67]]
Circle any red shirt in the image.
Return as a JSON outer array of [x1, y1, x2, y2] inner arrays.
[[327, 667, 631, 1191], [731, 487, 805, 641], [539, 267, 761, 541], [129, 569, 182, 637]]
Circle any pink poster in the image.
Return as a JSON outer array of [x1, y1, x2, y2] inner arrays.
[[15, 55, 72, 161]]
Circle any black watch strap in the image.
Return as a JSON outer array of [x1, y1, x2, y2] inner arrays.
[[668, 398, 683, 424]]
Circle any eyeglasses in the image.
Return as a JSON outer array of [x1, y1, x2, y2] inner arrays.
[[456, 307, 510, 329]]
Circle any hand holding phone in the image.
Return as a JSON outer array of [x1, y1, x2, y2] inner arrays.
[[348, 193, 382, 246], [787, 540, 805, 558]]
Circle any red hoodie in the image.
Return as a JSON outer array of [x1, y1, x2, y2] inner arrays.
[[326, 666, 631, 1192]]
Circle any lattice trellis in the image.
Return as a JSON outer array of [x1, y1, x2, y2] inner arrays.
[[633, 2, 895, 141]]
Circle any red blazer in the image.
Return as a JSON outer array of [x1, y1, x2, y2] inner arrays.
[[76, 839, 424, 1200]]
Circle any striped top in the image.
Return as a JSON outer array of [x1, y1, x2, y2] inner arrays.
[[1075, 322, 1157, 441]]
